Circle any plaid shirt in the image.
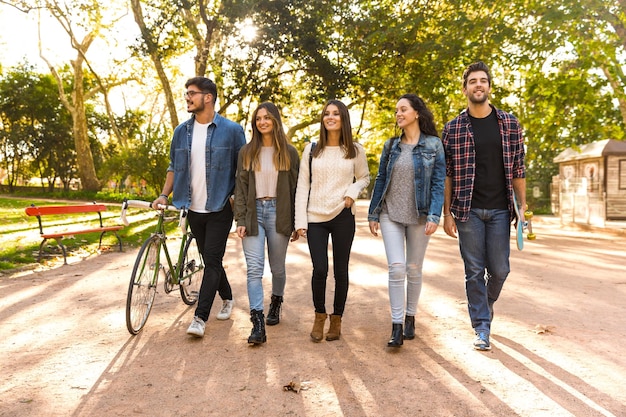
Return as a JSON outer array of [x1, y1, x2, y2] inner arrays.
[[442, 106, 525, 222]]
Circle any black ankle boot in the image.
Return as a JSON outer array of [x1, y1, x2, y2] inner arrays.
[[403, 315, 415, 340], [387, 323, 403, 347], [248, 309, 267, 344], [266, 294, 283, 326]]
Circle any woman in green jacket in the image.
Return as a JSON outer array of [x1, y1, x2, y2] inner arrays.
[[234, 102, 300, 344]]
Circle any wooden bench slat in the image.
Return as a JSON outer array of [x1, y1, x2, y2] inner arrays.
[[25, 204, 108, 216], [25, 203, 123, 264]]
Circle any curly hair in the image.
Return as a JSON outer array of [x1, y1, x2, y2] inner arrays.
[[398, 93, 439, 137]]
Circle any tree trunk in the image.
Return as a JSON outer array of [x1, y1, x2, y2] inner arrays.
[[38, 2, 102, 192], [70, 57, 100, 191], [130, 0, 179, 130]]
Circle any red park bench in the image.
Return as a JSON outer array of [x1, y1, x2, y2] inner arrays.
[[25, 202, 124, 264]]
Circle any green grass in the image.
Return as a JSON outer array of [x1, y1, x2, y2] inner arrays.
[[0, 194, 179, 272]]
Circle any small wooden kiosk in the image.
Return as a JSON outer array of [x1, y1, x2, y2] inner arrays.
[[552, 139, 626, 224]]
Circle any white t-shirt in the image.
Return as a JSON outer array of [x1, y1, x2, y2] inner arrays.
[[190, 121, 210, 212], [255, 147, 278, 198]]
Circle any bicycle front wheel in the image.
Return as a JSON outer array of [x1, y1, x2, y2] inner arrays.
[[126, 236, 161, 334], [179, 234, 204, 305]]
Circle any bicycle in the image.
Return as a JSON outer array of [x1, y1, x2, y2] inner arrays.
[[120, 199, 204, 335]]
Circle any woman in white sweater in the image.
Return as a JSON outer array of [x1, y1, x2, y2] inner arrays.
[[295, 100, 370, 342]]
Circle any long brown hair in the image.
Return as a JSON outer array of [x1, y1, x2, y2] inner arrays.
[[241, 102, 291, 171], [398, 93, 439, 137], [313, 99, 357, 159]]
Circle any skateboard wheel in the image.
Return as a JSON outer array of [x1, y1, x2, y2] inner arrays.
[[527, 233, 536, 240], [524, 210, 533, 219]]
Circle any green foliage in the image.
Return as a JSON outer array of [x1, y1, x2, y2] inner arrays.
[[0, 61, 75, 191], [99, 115, 170, 196], [497, 0, 626, 205], [0, 194, 177, 271], [6, 0, 626, 213]]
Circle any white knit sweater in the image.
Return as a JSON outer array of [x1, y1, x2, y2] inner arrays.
[[294, 142, 370, 230]]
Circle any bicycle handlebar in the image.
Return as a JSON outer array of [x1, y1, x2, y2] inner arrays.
[[120, 199, 188, 232]]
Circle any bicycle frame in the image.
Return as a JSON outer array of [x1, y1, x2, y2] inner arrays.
[[121, 199, 189, 284], [122, 199, 204, 334]]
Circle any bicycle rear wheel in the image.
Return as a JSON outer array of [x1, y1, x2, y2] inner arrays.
[[126, 236, 161, 334], [179, 234, 203, 305]]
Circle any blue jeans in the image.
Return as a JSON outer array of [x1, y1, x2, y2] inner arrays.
[[242, 199, 289, 312], [379, 213, 431, 324], [455, 208, 510, 334]]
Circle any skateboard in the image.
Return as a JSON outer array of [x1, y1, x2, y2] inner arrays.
[[512, 192, 525, 250], [512, 192, 536, 250]]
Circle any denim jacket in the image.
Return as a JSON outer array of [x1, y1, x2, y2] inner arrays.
[[368, 133, 445, 224], [168, 113, 246, 212]]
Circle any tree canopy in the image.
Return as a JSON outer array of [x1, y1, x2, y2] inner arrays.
[[1, 0, 625, 205]]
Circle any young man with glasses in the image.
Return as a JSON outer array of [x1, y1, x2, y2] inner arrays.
[[153, 77, 246, 338]]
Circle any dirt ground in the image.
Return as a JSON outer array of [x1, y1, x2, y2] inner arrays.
[[1, 200, 625, 417]]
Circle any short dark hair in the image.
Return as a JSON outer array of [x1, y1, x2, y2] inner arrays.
[[185, 76, 217, 104], [462, 61, 491, 88]]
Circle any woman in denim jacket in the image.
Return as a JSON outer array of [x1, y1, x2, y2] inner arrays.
[[368, 94, 445, 348]]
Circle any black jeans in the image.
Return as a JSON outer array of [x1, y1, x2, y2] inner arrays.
[[307, 208, 355, 316], [187, 204, 233, 322]]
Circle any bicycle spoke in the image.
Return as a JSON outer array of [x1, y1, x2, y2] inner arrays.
[[126, 237, 160, 334], [180, 235, 203, 305]]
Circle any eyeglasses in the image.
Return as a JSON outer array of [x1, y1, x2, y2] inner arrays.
[[184, 91, 209, 99]]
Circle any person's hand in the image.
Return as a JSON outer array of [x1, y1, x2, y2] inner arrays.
[[236, 226, 247, 239], [290, 231, 299, 242], [424, 221, 438, 236], [344, 196, 354, 208], [152, 195, 167, 210], [443, 216, 457, 238], [297, 228, 307, 238], [369, 220, 379, 236]]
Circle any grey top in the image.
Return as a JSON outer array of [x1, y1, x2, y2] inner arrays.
[[383, 143, 418, 224]]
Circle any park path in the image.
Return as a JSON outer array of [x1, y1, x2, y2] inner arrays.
[[1, 200, 625, 417]]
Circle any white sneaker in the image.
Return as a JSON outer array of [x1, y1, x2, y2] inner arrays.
[[186, 316, 205, 337], [216, 299, 234, 320]]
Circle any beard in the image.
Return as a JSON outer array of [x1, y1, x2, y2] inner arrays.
[[188, 100, 205, 113], [468, 91, 488, 104]]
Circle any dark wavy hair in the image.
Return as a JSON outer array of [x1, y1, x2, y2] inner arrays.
[[398, 94, 439, 137], [185, 77, 218, 104]]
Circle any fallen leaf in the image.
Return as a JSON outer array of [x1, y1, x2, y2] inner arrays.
[[534, 324, 555, 334], [283, 376, 301, 393]]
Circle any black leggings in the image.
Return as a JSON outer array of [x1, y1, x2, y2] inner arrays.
[[187, 204, 233, 321], [307, 208, 355, 316]]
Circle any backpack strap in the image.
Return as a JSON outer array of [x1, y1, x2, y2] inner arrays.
[[309, 142, 316, 184]]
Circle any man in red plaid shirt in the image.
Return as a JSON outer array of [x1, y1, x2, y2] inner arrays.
[[442, 61, 526, 351]]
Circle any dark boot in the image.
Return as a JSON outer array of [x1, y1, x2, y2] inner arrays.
[[266, 294, 283, 326], [403, 315, 415, 340], [387, 323, 403, 347], [248, 309, 266, 344], [310, 312, 327, 342], [325, 314, 342, 341]]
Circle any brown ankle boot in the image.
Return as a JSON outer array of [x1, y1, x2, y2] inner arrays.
[[325, 314, 342, 341], [310, 312, 327, 342]]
